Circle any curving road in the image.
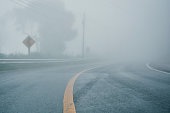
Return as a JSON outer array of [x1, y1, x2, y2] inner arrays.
[[0, 62, 170, 113], [0, 62, 98, 113], [74, 63, 170, 113]]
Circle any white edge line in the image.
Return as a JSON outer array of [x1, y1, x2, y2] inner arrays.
[[0, 59, 84, 64], [0, 58, 82, 61], [146, 63, 170, 74]]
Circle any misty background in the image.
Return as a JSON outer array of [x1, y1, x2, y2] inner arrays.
[[0, 0, 170, 61]]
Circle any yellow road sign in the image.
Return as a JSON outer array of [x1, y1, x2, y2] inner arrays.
[[23, 36, 35, 48]]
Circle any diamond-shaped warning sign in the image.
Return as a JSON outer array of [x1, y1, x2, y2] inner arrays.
[[23, 36, 35, 48]]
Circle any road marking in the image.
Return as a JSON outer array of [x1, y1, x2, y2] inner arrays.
[[146, 63, 170, 74], [0, 58, 83, 64], [0, 58, 82, 61], [63, 67, 95, 113]]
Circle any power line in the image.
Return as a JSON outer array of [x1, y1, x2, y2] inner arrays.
[[10, 0, 29, 8], [10, 0, 60, 25]]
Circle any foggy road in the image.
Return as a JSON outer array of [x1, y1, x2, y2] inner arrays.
[[74, 63, 170, 113], [0, 0, 170, 113], [0, 62, 170, 113], [0, 62, 98, 113]]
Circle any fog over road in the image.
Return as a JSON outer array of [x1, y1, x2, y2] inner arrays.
[[0, 62, 98, 113], [74, 63, 170, 113], [0, 62, 170, 113], [0, 1, 170, 113]]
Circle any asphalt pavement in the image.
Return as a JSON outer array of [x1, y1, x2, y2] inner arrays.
[[0, 62, 170, 113], [0, 62, 98, 113], [74, 63, 170, 113]]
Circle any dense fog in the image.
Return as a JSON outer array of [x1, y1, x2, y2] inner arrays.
[[0, 0, 170, 61], [64, 0, 170, 61], [0, 0, 76, 57]]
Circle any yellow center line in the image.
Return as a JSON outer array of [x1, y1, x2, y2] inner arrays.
[[63, 67, 95, 113]]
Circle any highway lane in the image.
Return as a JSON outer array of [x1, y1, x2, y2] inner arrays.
[[74, 63, 170, 113], [0, 62, 99, 113], [1, 62, 170, 113]]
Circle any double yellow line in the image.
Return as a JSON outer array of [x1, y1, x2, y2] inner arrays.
[[63, 68, 95, 113]]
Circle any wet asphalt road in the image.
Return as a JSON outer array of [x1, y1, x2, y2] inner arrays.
[[0, 62, 170, 113], [74, 63, 170, 113], [0, 63, 97, 113]]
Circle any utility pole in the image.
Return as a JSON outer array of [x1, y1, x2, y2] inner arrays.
[[82, 13, 86, 58]]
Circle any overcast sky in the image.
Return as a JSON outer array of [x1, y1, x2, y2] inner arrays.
[[64, 0, 170, 60], [0, 0, 170, 60]]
